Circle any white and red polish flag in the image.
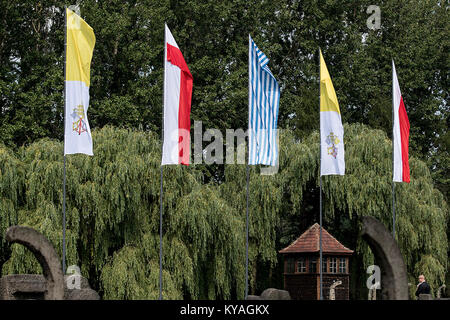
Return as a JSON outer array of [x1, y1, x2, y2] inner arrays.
[[161, 24, 193, 165], [392, 60, 410, 183]]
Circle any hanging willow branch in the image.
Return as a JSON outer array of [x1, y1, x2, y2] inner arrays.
[[0, 124, 447, 299]]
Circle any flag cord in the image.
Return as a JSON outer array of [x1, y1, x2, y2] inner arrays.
[[245, 165, 250, 299]]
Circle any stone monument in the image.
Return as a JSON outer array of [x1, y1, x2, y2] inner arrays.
[[0, 226, 99, 300]]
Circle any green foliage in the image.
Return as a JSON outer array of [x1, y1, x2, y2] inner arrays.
[[0, 1, 65, 147], [0, 144, 22, 268], [322, 124, 448, 297], [0, 124, 446, 299], [0, 0, 448, 299], [0, 127, 247, 299], [1, 1, 447, 199]]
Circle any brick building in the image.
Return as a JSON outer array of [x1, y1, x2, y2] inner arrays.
[[279, 223, 353, 300]]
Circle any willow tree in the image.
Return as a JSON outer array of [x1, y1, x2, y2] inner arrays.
[[0, 144, 22, 270], [324, 124, 447, 298], [0, 124, 447, 299], [238, 123, 447, 298], [0, 126, 246, 299], [211, 123, 447, 298]]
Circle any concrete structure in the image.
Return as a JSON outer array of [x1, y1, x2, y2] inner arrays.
[[4, 226, 64, 299], [361, 216, 409, 300], [0, 274, 99, 300], [260, 288, 291, 300], [0, 225, 99, 300], [247, 288, 291, 300], [417, 294, 433, 300]]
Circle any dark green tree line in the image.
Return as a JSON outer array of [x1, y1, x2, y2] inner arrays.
[[0, 0, 447, 198], [0, 0, 448, 300]]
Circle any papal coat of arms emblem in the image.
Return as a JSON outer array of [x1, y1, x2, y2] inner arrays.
[[71, 105, 87, 135], [326, 132, 340, 159]]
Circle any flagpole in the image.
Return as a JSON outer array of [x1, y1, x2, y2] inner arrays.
[[62, 6, 67, 275], [392, 183, 395, 238], [318, 47, 323, 300], [63, 157, 66, 274], [159, 166, 163, 300], [159, 24, 167, 301], [245, 165, 250, 299], [319, 176, 323, 300], [391, 60, 396, 239], [245, 34, 251, 300]]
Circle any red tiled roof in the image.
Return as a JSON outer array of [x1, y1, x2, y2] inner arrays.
[[279, 223, 353, 254]]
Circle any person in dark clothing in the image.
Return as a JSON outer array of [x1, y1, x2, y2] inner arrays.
[[415, 274, 431, 298]]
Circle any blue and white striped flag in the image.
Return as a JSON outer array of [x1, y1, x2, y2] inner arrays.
[[248, 35, 280, 166]]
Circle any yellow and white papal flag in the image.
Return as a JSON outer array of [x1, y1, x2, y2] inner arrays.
[[320, 49, 345, 176], [64, 8, 95, 155]]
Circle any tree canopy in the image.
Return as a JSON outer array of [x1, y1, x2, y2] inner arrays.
[[0, 124, 447, 299], [0, 0, 448, 197], [0, 0, 448, 299]]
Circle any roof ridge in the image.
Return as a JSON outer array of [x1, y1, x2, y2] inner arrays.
[[279, 223, 354, 254]]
